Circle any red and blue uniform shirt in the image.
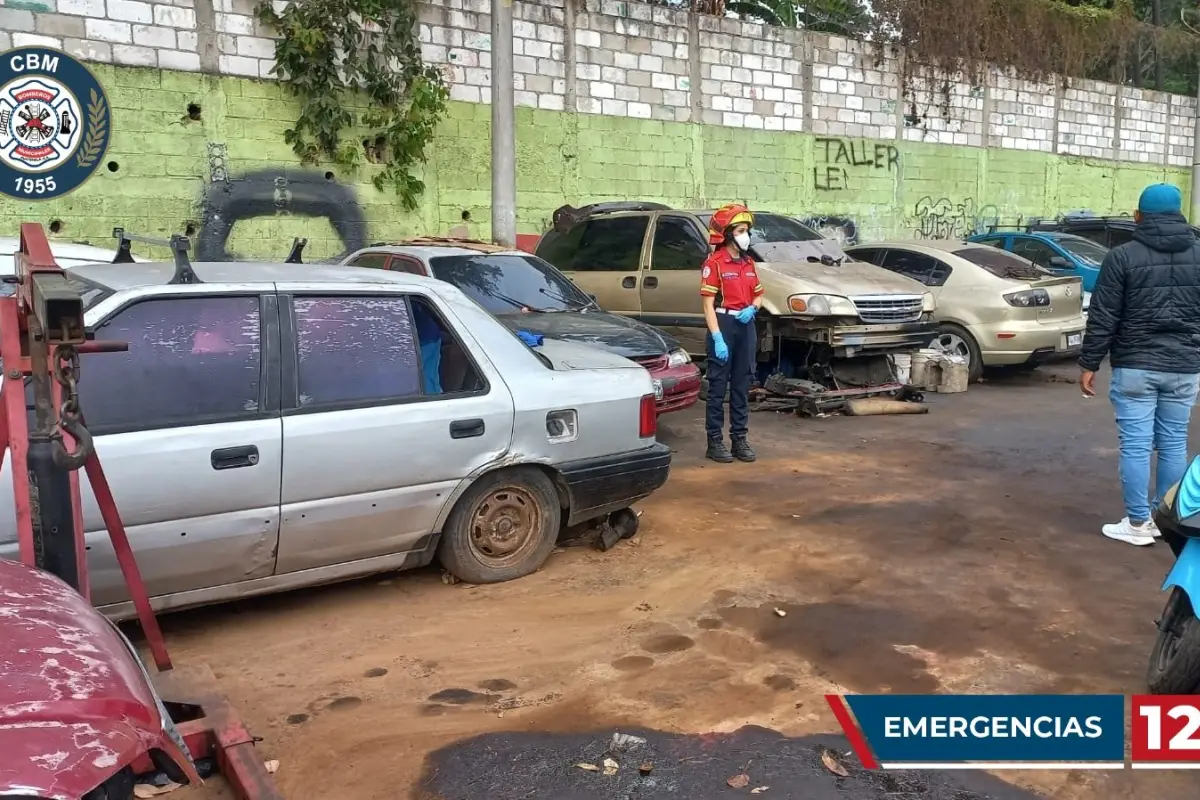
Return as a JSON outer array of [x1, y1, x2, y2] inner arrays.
[[699, 249, 764, 311]]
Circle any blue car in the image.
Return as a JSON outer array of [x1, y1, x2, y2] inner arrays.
[[968, 231, 1108, 311]]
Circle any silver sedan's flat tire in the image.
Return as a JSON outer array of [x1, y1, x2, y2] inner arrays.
[[438, 467, 561, 584]]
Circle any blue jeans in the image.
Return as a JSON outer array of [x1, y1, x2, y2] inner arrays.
[[1109, 368, 1200, 523]]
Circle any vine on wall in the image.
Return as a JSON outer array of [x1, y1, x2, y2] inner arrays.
[[255, 0, 448, 209], [867, 0, 1198, 121]]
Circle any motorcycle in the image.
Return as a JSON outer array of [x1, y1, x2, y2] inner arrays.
[[1148, 454, 1200, 693]]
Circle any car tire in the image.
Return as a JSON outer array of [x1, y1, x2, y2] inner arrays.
[[933, 323, 983, 383], [438, 467, 562, 584]]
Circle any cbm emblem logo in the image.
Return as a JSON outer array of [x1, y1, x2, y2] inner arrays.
[[0, 47, 110, 201]]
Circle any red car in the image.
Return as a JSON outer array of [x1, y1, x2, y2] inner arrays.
[[0, 558, 200, 800], [338, 239, 701, 416]]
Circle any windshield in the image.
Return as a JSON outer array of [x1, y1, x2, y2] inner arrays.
[[429, 254, 594, 315], [1054, 237, 1108, 266], [694, 212, 824, 244], [952, 248, 1051, 281]]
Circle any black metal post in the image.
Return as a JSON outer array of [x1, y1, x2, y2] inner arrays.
[[27, 438, 78, 589], [26, 327, 80, 590]]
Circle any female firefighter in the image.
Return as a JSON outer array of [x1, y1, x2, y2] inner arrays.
[[700, 203, 763, 463]]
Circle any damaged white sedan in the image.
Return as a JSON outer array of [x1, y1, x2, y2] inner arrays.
[[0, 258, 671, 619]]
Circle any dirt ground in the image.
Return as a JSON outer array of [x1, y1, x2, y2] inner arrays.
[[148, 365, 1200, 799]]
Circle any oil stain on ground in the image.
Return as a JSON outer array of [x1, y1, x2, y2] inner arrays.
[[718, 597, 1114, 694], [641, 634, 695, 654], [612, 655, 655, 671], [428, 688, 498, 705], [327, 695, 363, 711], [414, 726, 1042, 800]]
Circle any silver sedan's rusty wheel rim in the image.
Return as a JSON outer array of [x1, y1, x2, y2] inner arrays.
[[469, 485, 542, 566], [932, 332, 970, 365]]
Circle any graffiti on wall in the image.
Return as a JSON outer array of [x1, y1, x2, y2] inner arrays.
[[813, 138, 900, 192], [196, 169, 369, 261], [800, 215, 860, 245], [911, 196, 1001, 240]]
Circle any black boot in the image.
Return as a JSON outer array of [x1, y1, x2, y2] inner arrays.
[[706, 436, 733, 463], [731, 436, 756, 462]]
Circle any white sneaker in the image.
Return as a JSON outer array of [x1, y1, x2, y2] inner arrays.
[[1148, 518, 1162, 538], [1102, 517, 1156, 546]]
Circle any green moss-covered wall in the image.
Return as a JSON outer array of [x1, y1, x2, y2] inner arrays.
[[0, 66, 1188, 260]]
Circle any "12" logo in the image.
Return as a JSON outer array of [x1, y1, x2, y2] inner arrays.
[[1132, 696, 1200, 767]]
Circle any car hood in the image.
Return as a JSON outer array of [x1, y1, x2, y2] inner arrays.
[[0, 560, 197, 797], [755, 241, 927, 296], [497, 311, 676, 358]]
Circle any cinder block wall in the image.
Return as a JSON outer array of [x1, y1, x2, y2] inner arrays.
[[0, 0, 1190, 259]]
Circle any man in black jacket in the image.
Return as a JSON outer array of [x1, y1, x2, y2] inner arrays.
[[1079, 183, 1200, 546]]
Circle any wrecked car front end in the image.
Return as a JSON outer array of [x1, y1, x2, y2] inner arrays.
[[0, 559, 200, 800], [750, 240, 937, 386]]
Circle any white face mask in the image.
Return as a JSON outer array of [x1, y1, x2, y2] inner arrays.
[[733, 232, 751, 252]]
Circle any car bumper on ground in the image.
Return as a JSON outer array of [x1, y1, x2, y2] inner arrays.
[[651, 363, 701, 414], [978, 317, 1086, 366], [556, 443, 672, 526]]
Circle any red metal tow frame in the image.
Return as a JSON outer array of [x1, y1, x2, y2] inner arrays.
[[4, 223, 284, 799]]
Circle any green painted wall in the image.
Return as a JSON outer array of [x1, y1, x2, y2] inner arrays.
[[0, 66, 1189, 260]]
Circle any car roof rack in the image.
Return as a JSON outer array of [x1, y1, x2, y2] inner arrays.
[[549, 201, 672, 233], [371, 237, 511, 253], [112, 227, 201, 284], [285, 237, 307, 264]]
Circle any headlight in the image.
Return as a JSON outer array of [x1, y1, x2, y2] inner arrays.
[[1003, 288, 1050, 307], [666, 347, 690, 368], [922, 292, 936, 312], [789, 294, 832, 314]]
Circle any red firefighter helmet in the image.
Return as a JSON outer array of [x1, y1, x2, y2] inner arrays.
[[707, 203, 754, 245]]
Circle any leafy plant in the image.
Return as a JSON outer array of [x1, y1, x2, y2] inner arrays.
[[255, 0, 448, 208], [725, 0, 870, 35]]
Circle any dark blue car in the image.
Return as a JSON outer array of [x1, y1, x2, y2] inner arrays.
[[968, 231, 1108, 311]]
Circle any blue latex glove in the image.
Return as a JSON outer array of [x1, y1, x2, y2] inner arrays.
[[734, 305, 757, 324], [711, 331, 729, 362], [516, 329, 544, 347]]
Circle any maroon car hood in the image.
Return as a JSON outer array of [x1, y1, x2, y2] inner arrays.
[[0, 558, 172, 798]]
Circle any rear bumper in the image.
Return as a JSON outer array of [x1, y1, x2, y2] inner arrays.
[[557, 443, 672, 526], [978, 317, 1086, 366], [652, 362, 701, 414]]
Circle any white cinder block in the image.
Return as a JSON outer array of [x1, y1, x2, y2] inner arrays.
[[13, 33, 62, 48], [85, 19, 131, 43], [132, 24, 175, 48], [450, 84, 481, 103], [58, 0, 105, 17], [113, 44, 157, 66], [108, 0, 154, 24], [218, 53, 259, 76], [628, 102, 651, 118], [153, 5, 196, 27], [158, 48, 201, 70]]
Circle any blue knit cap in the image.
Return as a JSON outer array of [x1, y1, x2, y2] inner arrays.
[[1138, 183, 1183, 214]]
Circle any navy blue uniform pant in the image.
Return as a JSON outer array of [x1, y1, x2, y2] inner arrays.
[[705, 312, 757, 440]]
